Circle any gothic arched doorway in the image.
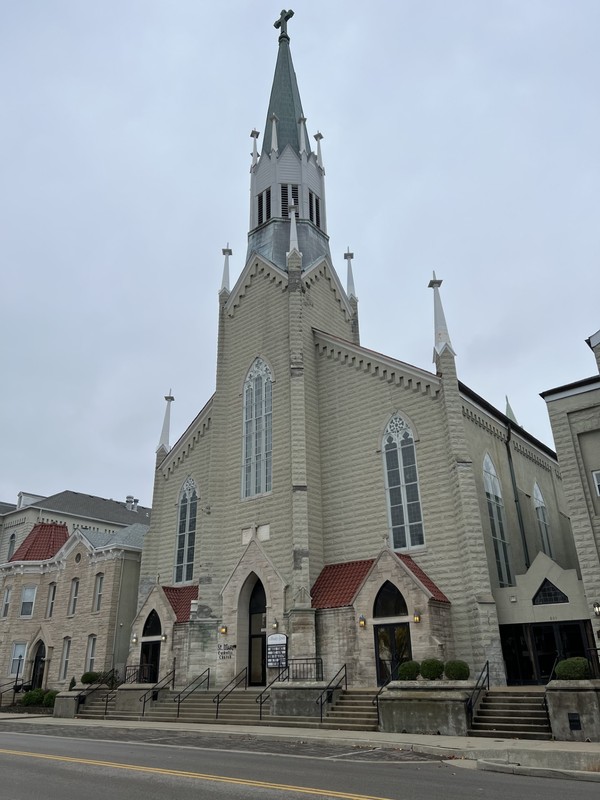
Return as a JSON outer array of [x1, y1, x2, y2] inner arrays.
[[248, 580, 267, 686], [31, 641, 46, 689], [140, 610, 162, 683], [373, 581, 412, 685]]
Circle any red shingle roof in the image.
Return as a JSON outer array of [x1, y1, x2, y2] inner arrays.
[[311, 559, 375, 609], [395, 553, 450, 603], [163, 585, 199, 622], [311, 553, 450, 609], [9, 523, 69, 562]]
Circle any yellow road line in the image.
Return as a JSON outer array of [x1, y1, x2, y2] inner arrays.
[[0, 748, 394, 800]]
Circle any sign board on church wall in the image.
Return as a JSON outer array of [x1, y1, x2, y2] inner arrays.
[[267, 633, 288, 668]]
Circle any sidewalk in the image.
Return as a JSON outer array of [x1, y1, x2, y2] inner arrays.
[[1, 713, 599, 782]]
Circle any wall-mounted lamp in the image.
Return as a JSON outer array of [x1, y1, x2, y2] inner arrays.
[[219, 624, 228, 635], [593, 602, 600, 618], [358, 615, 367, 628], [271, 618, 279, 630], [509, 596, 517, 604], [160, 633, 168, 642], [131, 633, 138, 644], [413, 611, 421, 624]]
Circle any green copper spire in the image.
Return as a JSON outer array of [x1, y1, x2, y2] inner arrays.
[[262, 10, 310, 156]]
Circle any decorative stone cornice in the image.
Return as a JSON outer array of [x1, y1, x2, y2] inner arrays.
[[160, 397, 213, 478]]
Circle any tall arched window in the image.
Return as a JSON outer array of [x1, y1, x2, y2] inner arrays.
[[483, 454, 513, 586], [374, 582, 408, 617], [383, 415, 424, 550], [533, 483, 552, 557], [175, 477, 197, 583], [7, 533, 15, 560], [242, 358, 273, 498]]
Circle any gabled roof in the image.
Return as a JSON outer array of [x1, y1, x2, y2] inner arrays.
[[311, 553, 450, 609], [81, 523, 148, 551], [20, 490, 151, 525], [163, 585, 199, 623], [9, 523, 69, 562], [311, 559, 375, 609], [0, 501, 17, 516]]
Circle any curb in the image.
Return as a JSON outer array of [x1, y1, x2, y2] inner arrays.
[[477, 758, 600, 783]]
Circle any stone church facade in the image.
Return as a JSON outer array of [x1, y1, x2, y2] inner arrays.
[[130, 13, 596, 690]]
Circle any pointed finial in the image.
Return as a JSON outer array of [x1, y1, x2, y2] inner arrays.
[[344, 247, 357, 299], [270, 113, 279, 153], [157, 391, 175, 453], [250, 129, 260, 168], [314, 131, 324, 169], [274, 9, 294, 41], [505, 396, 519, 425], [220, 244, 232, 293], [298, 116, 307, 155], [428, 272, 456, 358], [288, 202, 300, 254]]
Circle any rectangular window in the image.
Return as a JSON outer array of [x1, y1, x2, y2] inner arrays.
[[10, 643, 26, 676], [20, 586, 36, 617], [265, 187, 271, 220], [60, 638, 71, 681], [85, 635, 97, 673], [46, 583, 57, 618], [593, 470, 600, 497], [93, 574, 104, 612], [2, 587, 11, 618], [68, 579, 79, 616], [257, 192, 264, 225], [281, 184, 289, 217]]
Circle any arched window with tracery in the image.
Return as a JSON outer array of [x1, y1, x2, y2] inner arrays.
[[175, 477, 197, 583], [483, 454, 513, 586], [242, 358, 273, 498], [383, 415, 424, 550]]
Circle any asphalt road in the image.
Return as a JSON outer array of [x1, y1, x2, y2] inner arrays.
[[0, 724, 598, 800]]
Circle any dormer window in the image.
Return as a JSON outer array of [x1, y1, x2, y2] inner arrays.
[[257, 188, 271, 225]]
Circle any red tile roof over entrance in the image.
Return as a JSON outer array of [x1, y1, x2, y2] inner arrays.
[[311, 553, 450, 609], [10, 523, 69, 562], [311, 559, 375, 609], [163, 585, 199, 622]]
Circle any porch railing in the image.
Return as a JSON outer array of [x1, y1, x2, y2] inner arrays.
[[315, 664, 347, 723], [139, 667, 176, 716], [287, 658, 323, 681], [125, 663, 157, 684], [371, 661, 402, 727], [466, 660, 489, 724], [173, 668, 211, 718], [212, 667, 247, 720]]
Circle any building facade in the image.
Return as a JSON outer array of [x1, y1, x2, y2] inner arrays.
[[0, 522, 147, 695], [130, 13, 596, 690]]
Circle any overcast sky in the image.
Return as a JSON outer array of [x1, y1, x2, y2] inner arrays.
[[2, 1, 598, 508]]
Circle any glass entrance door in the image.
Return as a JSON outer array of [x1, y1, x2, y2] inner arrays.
[[374, 623, 412, 685]]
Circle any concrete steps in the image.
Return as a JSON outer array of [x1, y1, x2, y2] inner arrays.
[[469, 689, 552, 740], [78, 686, 380, 731]]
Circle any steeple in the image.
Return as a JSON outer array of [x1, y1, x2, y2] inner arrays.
[[428, 272, 456, 359], [247, 10, 331, 272], [156, 390, 175, 455]]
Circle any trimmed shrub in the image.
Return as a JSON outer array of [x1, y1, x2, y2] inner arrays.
[[555, 657, 590, 680], [444, 660, 470, 680], [420, 658, 444, 680], [21, 688, 46, 706], [80, 672, 101, 685], [396, 660, 420, 680], [43, 690, 59, 708]]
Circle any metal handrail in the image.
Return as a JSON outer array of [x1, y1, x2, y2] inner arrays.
[[315, 664, 347, 723], [212, 668, 247, 720], [287, 657, 323, 681], [76, 669, 119, 708], [100, 665, 142, 714], [139, 668, 176, 716], [466, 660, 489, 722], [371, 661, 402, 727], [547, 652, 560, 683], [255, 664, 290, 720], [0, 678, 24, 707], [173, 668, 211, 718]]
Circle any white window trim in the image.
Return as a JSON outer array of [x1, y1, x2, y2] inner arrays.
[[242, 359, 273, 499], [85, 635, 97, 673], [484, 454, 513, 587], [93, 573, 104, 613], [2, 587, 11, 618], [10, 642, 27, 676], [59, 637, 71, 681], [68, 578, 79, 616], [174, 478, 197, 584], [533, 483, 553, 558], [19, 585, 36, 618], [46, 583, 57, 619], [383, 415, 425, 552], [593, 470, 600, 497]]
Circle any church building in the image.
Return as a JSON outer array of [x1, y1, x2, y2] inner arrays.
[[130, 11, 596, 690]]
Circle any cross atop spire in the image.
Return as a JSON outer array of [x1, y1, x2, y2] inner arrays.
[[274, 9, 294, 40]]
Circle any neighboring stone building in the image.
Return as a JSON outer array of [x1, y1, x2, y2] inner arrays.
[[130, 13, 596, 690], [0, 521, 148, 694], [0, 489, 151, 564], [542, 329, 600, 660]]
